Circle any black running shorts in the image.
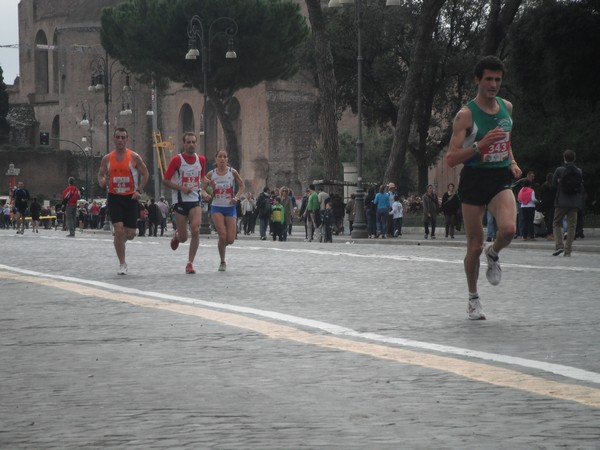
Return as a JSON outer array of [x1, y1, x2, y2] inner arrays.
[[107, 193, 138, 229], [174, 201, 200, 216], [458, 166, 514, 206]]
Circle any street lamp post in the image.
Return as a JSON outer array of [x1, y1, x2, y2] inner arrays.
[[89, 51, 132, 155], [330, 0, 399, 238], [186, 15, 238, 234], [146, 79, 160, 199], [80, 100, 105, 199]]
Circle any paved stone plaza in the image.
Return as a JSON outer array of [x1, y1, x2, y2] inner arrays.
[[1, 227, 599, 449]]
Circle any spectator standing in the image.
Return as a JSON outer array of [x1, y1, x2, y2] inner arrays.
[[422, 184, 439, 239], [3, 203, 12, 229], [374, 184, 390, 238], [12, 181, 30, 235], [304, 184, 320, 242], [386, 183, 398, 237], [321, 200, 335, 243], [271, 196, 285, 241], [345, 193, 355, 234], [89, 200, 100, 229], [391, 194, 403, 237], [539, 173, 556, 240], [156, 197, 169, 236], [365, 187, 377, 238], [512, 171, 537, 238], [441, 183, 459, 239], [62, 177, 80, 237], [298, 189, 310, 240], [241, 193, 255, 235], [330, 192, 345, 235], [517, 179, 537, 240], [256, 187, 272, 241], [137, 201, 148, 236], [78, 201, 89, 231], [317, 186, 330, 241], [29, 198, 42, 233], [552, 149, 583, 257], [279, 187, 293, 241], [147, 198, 161, 237]]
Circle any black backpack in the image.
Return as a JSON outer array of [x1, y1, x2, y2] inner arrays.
[[560, 165, 582, 195], [258, 195, 271, 218]]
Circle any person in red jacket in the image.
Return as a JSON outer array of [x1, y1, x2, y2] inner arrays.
[[62, 177, 81, 237]]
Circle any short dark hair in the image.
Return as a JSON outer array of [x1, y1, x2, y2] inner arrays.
[[474, 55, 505, 79], [114, 127, 128, 137], [182, 132, 196, 143], [68, 177, 76, 185], [563, 149, 576, 163], [309, 184, 315, 190]]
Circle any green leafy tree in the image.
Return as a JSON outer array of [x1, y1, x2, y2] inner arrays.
[[508, 0, 600, 211], [322, 0, 524, 190], [304, 0, 341, 190], [101, 0, 309, 169], [325, 1, 408, 128]]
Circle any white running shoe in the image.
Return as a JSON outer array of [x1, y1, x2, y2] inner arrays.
[[117, 263, 128, 275], [468, 297, 486, 320], [484, 243, 502, 286]]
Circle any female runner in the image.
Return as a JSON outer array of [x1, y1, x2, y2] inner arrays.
[[206, 149, 245, 271]]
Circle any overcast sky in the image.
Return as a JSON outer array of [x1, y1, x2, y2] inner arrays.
[[0, 0, 20, 84]]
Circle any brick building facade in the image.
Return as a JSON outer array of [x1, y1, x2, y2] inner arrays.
[[3, 0, 319, 202]]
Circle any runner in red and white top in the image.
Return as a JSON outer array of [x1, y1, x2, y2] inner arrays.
[[163, 132, 211, 274]]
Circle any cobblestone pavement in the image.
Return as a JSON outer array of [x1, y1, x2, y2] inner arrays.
[[1, 227, 599, 449]]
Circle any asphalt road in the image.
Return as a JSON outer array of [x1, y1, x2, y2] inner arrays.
[[1, 227, 599, 449]]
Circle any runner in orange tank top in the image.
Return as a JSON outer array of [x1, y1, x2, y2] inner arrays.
[[98, 127, 149, 275]]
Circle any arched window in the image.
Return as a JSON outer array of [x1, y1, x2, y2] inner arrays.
[[51, 115, 60, 148], [34, 30, 49, 94], [178, 103, 195, 143]]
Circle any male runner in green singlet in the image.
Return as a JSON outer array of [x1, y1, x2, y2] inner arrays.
[[446, 56, 522, 320]]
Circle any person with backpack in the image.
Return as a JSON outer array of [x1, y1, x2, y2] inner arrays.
[[552, 149, 583, 257], [12, 181, 30, 235], [517, 179, 537, 240], [256, 186, 272, 241]]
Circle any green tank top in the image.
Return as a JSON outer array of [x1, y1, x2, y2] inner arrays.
[[463, 97, 512, 169]]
